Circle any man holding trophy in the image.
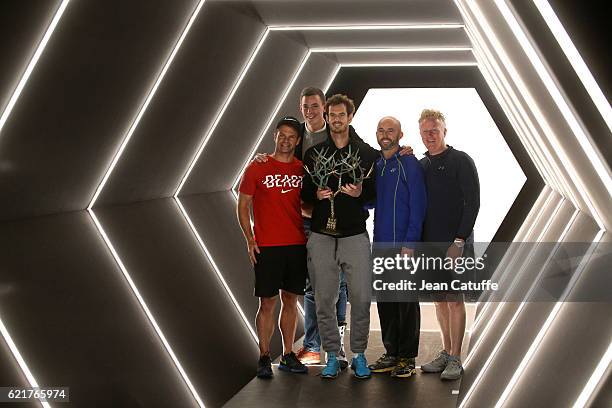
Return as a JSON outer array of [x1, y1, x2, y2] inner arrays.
[[301, 94, 379, 379]]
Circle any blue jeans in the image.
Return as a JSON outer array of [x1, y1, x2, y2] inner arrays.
[[302, 219, 348, 352]]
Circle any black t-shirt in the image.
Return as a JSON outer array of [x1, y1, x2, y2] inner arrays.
[[419, 146, 480, 243]]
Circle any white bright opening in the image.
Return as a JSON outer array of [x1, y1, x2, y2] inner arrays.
[[351, 88, 527, 249]]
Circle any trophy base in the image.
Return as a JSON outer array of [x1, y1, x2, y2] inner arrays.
[[322, 218, 340, 236]]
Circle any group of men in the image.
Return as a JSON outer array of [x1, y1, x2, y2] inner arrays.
[[237, 87, 480, 381]]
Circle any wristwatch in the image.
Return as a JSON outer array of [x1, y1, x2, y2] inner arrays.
[[453, 238, 465, 248]]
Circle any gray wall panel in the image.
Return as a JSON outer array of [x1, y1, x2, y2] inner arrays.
[[0, 0, 61, 116], [96, 2, 267, 207], [0, 212, 197, 407], [178, 192, 304, 358], [180, 32, 309, 194], [504, 232, 610, 407], [256, 53, 338, 155], [297, 27, 470, 48], [250, 0, 463, 26], [461, 201, 587, 407], [0, 0, 198, 221], [94, 198, 259, 407]]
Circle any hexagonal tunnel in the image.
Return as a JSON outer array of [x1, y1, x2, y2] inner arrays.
[[0, 1, 609, 407]]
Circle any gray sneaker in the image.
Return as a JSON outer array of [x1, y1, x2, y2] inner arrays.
[[440, 356, 464, 380], [421, 350, 450, 373]]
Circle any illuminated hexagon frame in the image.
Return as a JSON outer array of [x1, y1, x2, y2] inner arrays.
[[1, 1, 608, 407], [92, 2, 612, 407]]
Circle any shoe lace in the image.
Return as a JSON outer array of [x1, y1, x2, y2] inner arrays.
[[446, 358, 461, 371], [376, 353, 390, 364], [432, 352, 448, 365], [396, 358, 408, 368], [354, 353, 367, 367]]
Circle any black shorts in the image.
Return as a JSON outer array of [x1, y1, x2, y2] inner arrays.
[[254, 245, 307, 298]]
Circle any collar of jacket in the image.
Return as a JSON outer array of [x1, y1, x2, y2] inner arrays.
[[424, 145, 454, 159], [323, 124, 361, 147]]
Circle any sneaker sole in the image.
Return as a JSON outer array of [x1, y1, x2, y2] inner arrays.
[[440, 371, 464, 381], [256, 373, 273, 379], [370, 366, 397, 373], [353, 373, 372, 379], [421, 366, 445, 373], [278, 365, 308, 374], [392, 369, 416, 378], [321, 372, 339, 379]]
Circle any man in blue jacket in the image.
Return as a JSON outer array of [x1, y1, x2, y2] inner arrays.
[[368, 116, 427, 378]]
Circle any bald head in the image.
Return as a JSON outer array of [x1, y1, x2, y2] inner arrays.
[[378, 116, 402, 131], [376, 116, 403, 156]]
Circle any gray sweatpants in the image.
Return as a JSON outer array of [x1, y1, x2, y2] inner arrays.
[[307, 232, 372, 354]]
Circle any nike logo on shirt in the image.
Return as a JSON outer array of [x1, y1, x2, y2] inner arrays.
[[281, 189, 293, 194]]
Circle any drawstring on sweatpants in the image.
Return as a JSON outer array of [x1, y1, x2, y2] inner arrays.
[[334, 237, 339, 261]]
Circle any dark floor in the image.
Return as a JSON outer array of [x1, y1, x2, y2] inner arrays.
[[225, 331, 469, 408]]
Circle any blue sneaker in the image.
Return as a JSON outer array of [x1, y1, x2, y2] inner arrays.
[[321, 352, 341, 379], [351, 353, 371, 379]]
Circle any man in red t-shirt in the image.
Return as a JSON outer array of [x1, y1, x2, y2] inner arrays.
[[237, 116, 308, 379]]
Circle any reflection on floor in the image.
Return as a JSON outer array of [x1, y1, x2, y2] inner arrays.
[[226, 330, 469, 408]]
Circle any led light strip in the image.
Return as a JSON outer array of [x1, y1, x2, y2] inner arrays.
[[471, 40, 563, 192], [340, 62, 478, 67], [471, 187, 551, 330], [468, 188, 553, 340], [461, 1, 588, 214], [88, 209, 205, 407], [573, 341, 612, 407], [494, 0, 612, 210], [89, 0, 206, 209], [533, 0, 612, 133], [268, 24, 465, 31], [0, 3, 70, 406], [174, 197, 259, 344], [175, 27, 271, 197], [310, 46, 473, 52], [469, 1, 605, 228], [494, 229, 606, 407], [0, 316, 50, 408], [85, 4, 207, 406], [231, 50, 312, 191], [460, 203, 577, 408], [0, 0, 70, 137], [459, 5, 570, 197], [464, 192, 561, 368]]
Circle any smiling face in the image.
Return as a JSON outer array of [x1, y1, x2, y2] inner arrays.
[[376, 117, 403, 153], [419, 118, 447, 155], [327, 103, 352, 135], [300, 94, 325, 131], [274, 125, 300, 154]]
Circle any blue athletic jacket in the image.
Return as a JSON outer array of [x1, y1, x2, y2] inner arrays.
[[372, 152, 427, 248]]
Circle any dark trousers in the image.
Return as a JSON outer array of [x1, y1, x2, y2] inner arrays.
[[377, 301, 420, 358]]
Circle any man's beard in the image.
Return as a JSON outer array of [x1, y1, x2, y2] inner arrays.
[[330, 122, 348, 134]]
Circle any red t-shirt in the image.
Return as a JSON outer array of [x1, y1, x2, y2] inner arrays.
[[238, 156, 306, 247]]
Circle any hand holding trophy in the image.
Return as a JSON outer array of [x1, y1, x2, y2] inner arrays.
[[304, 146, 373, 236]]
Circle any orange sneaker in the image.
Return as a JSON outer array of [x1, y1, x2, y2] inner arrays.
[[296, 347, 321, 365]]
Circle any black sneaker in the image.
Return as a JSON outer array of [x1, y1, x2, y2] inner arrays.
[[279, 352, 308, 374], [391, 357, 416, 378], [368, 354, 398, 373], [257, 355, 273, 379]]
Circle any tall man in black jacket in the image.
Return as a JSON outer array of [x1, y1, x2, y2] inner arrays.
[[301, 94, 379, 379], [418, 109, 480, 381]]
